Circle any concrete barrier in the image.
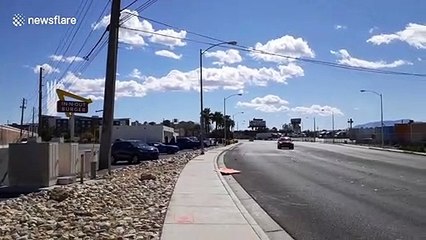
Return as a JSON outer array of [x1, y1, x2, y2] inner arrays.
[[9, 142, 59, 188]]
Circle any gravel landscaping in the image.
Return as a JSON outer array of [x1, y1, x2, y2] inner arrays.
[[0, 151, 200, 240]]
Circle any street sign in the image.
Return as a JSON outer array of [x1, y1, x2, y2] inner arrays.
[[57, 101, 89, 113]]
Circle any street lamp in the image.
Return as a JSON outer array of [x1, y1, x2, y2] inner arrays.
[[360, 89, 384, 147], [224, 93, 242, 145], [232, 112, 244, 123], [199, 41, 237, 154]]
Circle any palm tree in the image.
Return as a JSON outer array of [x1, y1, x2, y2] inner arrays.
[[211, 111, 224, 130], [202, 108, 212, 134]]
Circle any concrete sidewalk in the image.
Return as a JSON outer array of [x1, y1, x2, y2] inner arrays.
[[160, 145, 267, 240]]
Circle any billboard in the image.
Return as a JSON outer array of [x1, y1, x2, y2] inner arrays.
[[249, 118, 266, 128], [291, 118, 301, 124]]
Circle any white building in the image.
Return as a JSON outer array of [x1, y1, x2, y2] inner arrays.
[[109, 124, 179, 143]]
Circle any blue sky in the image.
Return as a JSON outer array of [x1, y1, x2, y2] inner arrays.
[[0, 0, 425, 131]]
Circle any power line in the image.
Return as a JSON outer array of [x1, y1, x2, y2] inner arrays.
[[122, 15, 426, 78], [43, 0, 111, 113], [119, 0, 158, 26], [45, 0, 158, 112], [54, 0, 111, 84], [45, 0, 94, 84], [120, 26, 218, 46], [121, 0, 140, 10]]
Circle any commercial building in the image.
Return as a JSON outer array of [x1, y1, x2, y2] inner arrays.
[[395, 122, 426, 144], [249, 118, 266, 131], [40, 115, 130, 141], [349, 121, 426, 145], [109, 124, 179, 143], [0, 125, 35, 145]]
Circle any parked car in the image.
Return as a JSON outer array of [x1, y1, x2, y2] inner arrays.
[[277, 137, 294, 150], [175, 137, 201, 150], [111, 140, 159, 164], [148, 142, 179, 154]]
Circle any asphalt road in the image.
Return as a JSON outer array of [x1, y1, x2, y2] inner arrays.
[[224, 141, 426, 240]]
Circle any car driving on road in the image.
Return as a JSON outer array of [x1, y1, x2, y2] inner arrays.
[[111, 140, 159, 164], [277, 136, 294, 150]]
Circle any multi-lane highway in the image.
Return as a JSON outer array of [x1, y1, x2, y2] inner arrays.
[[224, 141, 426, 240]]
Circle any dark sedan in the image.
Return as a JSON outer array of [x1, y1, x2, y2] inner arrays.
[[277, 137, 294, 149], [111, 140, 159, 164], [148, 142, 180, 154]]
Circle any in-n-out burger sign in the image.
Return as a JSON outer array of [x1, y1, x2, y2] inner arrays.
[[57, 101, 88, 113]]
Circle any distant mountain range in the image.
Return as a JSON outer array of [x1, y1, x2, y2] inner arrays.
[[354, 119, 414, 128]]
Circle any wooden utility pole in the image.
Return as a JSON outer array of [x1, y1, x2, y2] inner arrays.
[[31, 107, 35, 137], [19, 98, 26, 138], [98, 0, 121, 173], [38, 67, 43, 136]]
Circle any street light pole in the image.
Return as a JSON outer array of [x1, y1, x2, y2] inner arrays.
[[360, 90, 384, 147], [199, 41, 237, 154], [199, 49, 204, 154], [223, 93, 242, 145], [313, 117, 316, 142]]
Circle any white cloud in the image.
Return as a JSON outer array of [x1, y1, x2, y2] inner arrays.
[[291, 105, 344, 116], [57, 63, 304, 100], [369, 26, 379, 34], [155, 50, 182, 59], [149, 29, 187, 49], [60, 72, 147, 100], [93, 10, 153, 47], [236, 95, 344, 116], [143, 63, 304, 92], [128, 68, 143, 79], [367, 23, 426, 49], [94, 10, 187, 49], [250, 35, 315, 63], [418, 57, 422, 62], [237, 95, 290, 113], [335, 25, 347, 30], [330, 49, 412, 69], [33, 63, 60, 75], [204, 49, 242, 65], [49, 55, 84, 63]]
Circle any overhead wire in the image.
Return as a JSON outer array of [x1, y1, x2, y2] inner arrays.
[[46, 0, 159, 112], [44, 0, 111, 114], [126, 13, 426, 78], [45, 0, 94, 84]]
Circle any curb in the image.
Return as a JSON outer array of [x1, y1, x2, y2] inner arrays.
[[215, 144, 293, 240], [334, 143, 426, 157], [367, 147, 426, 156]]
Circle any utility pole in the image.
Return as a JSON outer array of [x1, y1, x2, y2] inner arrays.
[[19, 98, 26, 138], [313, 117, 316, 142], [31, 107, 35, 137], [98, 0, 121, 173], [38, 67, 43, 137]]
